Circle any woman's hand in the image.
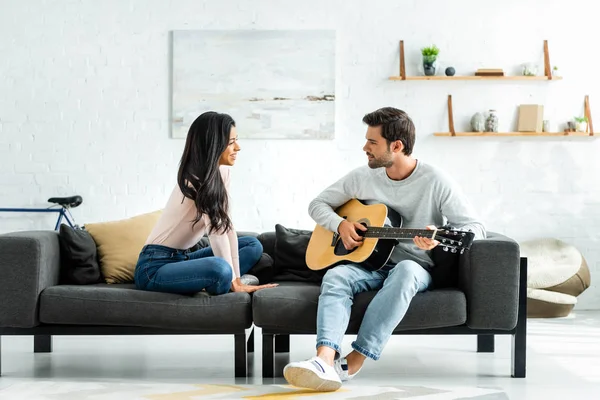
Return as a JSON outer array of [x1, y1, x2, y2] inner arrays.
[[230, 278, 278, 293]]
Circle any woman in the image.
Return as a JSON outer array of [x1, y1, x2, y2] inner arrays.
[[134, 111, 277, 295]]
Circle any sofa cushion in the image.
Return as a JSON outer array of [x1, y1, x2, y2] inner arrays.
[[252, 282, 466, 333], [39, 284, 252, 332], [271, 225, 326, 283], [58, 224, 103, 285], [84, 210, 162, 284]]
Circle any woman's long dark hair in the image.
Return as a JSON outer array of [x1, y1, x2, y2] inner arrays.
[[177, 111, 235, 234]]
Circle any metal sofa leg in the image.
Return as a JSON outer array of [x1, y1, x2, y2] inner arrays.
[[262, 333, 275, 378], [234, 334, 248, 377], [512, 257, 527, 378], [247, 328, 255, 353], [477, 335, 495, 352], [275, 334, 289, 353], [34, 335, 52, 353]]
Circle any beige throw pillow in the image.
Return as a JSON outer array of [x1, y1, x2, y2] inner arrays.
[[85, 210, 162, 284]]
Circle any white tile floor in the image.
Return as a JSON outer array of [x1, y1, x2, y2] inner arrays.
[[1, 311, 599, 399]]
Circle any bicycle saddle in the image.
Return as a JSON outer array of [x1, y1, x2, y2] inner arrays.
[[48, 195, 83, 208]]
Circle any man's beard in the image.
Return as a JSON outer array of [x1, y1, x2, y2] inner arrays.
[[367, 152, 393, 169]]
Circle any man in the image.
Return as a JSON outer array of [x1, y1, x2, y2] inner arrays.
[[283, 107, 486, 392]]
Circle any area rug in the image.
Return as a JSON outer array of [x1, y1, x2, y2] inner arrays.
[[0, 382, 508, 399]]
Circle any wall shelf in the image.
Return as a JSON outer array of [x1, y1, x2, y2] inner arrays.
[[390, 76, 562, 81], [438, 94, 595, 137], [391, 40, 560, 81], [434, 132, 595, 137]]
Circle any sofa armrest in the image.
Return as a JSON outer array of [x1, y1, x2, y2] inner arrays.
[[0, 230, 61, 328], [458, 232, 521, 330]]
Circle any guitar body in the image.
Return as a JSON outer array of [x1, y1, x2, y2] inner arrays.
[[306, 199, 402, 271]]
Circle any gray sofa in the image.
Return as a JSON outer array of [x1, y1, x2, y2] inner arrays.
[[253, 230, 527, 378], [0, 230, 255, 377], [0, 229, 527, 379]]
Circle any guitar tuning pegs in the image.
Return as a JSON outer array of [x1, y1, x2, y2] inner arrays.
[[443, 246, 449, 252], [460, 249, 465, 254], [451, 248, 457, 253], [458, 242, 462, 246]]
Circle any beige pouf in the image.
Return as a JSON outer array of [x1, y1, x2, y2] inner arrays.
[[520, 238, 591, 318]]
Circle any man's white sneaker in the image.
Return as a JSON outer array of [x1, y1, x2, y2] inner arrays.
[[283, 356, 342, 392], [334, 357, 361, 381]]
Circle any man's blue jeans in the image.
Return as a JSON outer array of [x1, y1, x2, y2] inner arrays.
[[316, 260, 432, 360], [134, 236, 262, 295]]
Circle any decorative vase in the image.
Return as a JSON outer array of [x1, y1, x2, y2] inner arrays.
[[522, 63, 538, 77], [543, 120, 550, 132], [445, 67, 456, 76], [423, 55, 438, 76], [470, 112, 485, 132], [485, 110, 499, 132], [576, 121, 587, 132]]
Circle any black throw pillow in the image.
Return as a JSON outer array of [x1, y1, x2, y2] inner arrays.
[[58, 224, 104, 285], [429, 245, 461, 289], [247, 253, 276, 284], [272, 224, 326, 283]]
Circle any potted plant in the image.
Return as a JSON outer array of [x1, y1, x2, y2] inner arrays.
[[574, 116, 588, 132], [552, 65, 560, 78], [421, 45, 440, 76]]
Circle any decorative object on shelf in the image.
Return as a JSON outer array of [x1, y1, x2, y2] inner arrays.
[[485, 110, 499, 132], [475, 68, 505, 77], [445, 67, 456, 76], [567, 121, 576, 132], [543, 120, 550, 133], [522, 63, 538, 76], [435, 95, 595, 137], [574, 116, 588, 132], [470, 112, 486, 132], [518, 104, 544, 132], [420, 44, 439, 76], [552, 65, 560, 78]]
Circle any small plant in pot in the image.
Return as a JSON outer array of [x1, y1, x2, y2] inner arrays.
[[574, 116, 588, 132], [421, 45, 440, 76]]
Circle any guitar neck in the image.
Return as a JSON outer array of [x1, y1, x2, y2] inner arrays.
[[363, 226, 434, 239]]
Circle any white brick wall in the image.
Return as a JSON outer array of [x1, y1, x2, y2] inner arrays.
[[1, 0, 599, 309]]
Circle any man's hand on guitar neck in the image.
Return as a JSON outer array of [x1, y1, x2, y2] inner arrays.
[[413, 225, 440, 251], [338, 220, 367, 250]]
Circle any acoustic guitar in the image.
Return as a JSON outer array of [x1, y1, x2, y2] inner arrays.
[[305, 199, 475, 271]]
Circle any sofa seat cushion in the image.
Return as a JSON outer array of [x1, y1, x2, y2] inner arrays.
[[252, 282, 466, 333], [39, 284, 252, 332]]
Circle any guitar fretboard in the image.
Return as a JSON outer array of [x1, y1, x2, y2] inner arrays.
[[364, 227, 435, 239]]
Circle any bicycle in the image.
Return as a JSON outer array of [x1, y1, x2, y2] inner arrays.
[[0, 195, 83, 231]]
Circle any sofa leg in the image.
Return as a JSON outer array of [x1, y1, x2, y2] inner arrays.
[[477, 335, 494, 352], [247, 328, 255, 353], [262, 333, 275, 378], [234, 334, 247, 378], [512, 257, 527, 378], [34, 335, 52, 353], [275, 334, 290, 353]]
